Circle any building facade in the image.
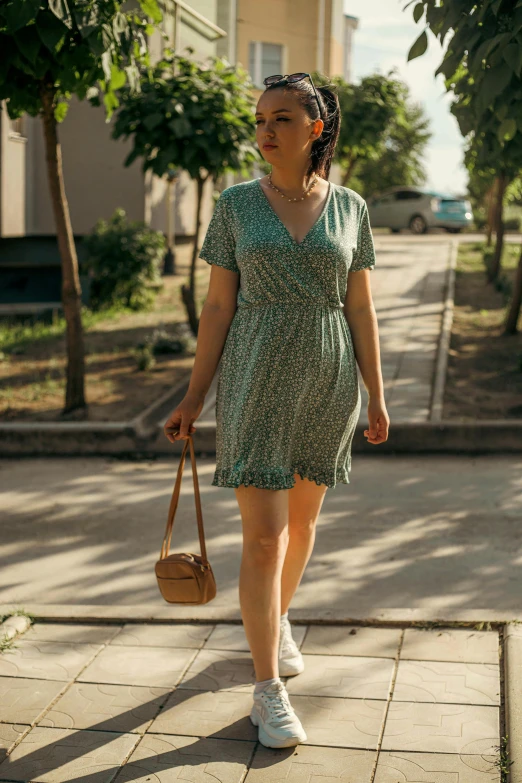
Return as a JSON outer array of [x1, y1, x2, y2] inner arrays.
[[0, 1, 358, 307]]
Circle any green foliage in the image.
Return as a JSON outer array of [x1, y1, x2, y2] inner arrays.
[[316, 70, 420, 185], [112, 50, 260, 181], [137, 324, 197, 356], [82, 208, 166, 312], [0, 0, 163, 121], [133, 343, 156, 371], [405, 0, 522, 178], [349, 92, 431, 196]]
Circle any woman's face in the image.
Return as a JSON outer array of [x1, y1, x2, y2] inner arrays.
[[255, 88, 323, 166]]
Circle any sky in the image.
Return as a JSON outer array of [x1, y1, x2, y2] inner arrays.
[[345, 0, 468, 195]]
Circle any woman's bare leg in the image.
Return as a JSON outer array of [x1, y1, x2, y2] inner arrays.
[[234, 484, 290, 682], [280, 474, 328, 615]]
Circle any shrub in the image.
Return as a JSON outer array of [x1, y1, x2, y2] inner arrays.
[[83, 209, 166, 312], [133, 324, 197, 371], [505, 217, 521, 232]]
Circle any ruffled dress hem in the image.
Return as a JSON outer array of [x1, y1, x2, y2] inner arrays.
[[211, 464, 351, 490]]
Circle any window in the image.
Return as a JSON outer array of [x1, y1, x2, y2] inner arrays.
[[395, 190, 421, 200], [249, 42, 283, 88]]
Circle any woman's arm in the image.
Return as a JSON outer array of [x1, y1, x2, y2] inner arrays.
[[344, 270, 389, 444]]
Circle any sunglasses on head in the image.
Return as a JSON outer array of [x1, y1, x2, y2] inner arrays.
[[263, 72, 323, 120]]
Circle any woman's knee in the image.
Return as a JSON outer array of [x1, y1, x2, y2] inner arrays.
[[288, 516, 317, 539], [244, 528, 288, 565]]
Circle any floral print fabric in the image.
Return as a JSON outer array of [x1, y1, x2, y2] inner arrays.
[[199, 178, 376, 490]]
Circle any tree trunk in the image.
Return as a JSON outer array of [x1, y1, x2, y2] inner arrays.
[[504, 240, 522, 334], [341, 154, 357, 187], [488, 172, 508, 283], [181, 174, 208, 337], [486, 179, 496, 247], [40, 84, 87, 416]]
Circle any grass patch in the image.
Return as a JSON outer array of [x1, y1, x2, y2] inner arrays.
[[0, 263, 206, 422], [444, 239, 522, 419]]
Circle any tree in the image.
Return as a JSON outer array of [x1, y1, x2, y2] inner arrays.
[[405, 0, 522, 333], [350, 99, 431, 198], [0, 0, 161, 416], [112, 50, 259, 336], [315, 71, 409, 187]]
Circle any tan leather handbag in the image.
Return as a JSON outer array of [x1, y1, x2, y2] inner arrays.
[[155, 431, 216, 605]]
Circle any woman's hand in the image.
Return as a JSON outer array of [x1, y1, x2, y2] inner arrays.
[[163, 393, 205, 442], [364, 397, 390, 444]]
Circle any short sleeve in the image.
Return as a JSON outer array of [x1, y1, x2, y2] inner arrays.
[[199, 191, 239, 274], [351, 202, 376, 271]]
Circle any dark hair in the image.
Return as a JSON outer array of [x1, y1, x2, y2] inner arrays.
[[263, 79, 341, 180]]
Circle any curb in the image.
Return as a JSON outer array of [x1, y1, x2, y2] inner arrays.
[[430, 239, 457, 421], [504, 622, 522, 783], [1, 419, 522, 456], [1, 603, 520, 624]]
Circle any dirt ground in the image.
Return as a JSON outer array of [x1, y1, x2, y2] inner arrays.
[[443, 240, 522, 420], [0, 262, 208, 423]]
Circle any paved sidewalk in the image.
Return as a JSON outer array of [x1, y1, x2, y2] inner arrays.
[[0, 620, 503, 782], [2, 454, 521, 622]]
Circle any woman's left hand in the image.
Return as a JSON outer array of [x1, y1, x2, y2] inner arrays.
[[364, 397, 390, 444]]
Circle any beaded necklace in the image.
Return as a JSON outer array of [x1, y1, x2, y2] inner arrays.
[[267, 174, 318, 203]]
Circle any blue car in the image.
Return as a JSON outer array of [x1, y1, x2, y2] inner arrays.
[[367, 187, 473, 234]]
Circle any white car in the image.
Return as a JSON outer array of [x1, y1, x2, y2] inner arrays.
[[367, 187, 473, 234]]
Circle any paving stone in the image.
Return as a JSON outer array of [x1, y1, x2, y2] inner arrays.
[[25, 623, 121, 645], [393, 660, 500, 705], [177, 649, 256, 692], [78, 645, 197, 688], [204, 623, 307, 652], [0, 676, 65, 725], [0, 726, 138, 782], [147, 688, 257, 741], [290, 694, 386, 749], [110, 623, 214, 649], [374, 750, 500, 781], [301, 625, 401, 657], [0, 641, 102, 681], [114, 732, 254, 782], [381, 701, 499, 754], [39, 682, 170, 733], [0, 724, 28, 757], [245, 745, 376, 781], [402, 627, 500, 664], [285, 655, 394, 699]]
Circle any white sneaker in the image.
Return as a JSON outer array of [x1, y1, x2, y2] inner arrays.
[[250, 679, 307, 748], [278, 615, 305, 676]]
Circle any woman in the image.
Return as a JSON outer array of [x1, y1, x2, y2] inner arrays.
[[163, 73, 389, 749]]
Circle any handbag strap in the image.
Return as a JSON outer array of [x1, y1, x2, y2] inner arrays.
[[159, 435, 209, 564]]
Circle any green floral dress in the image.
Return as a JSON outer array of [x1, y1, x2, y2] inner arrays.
[[199, 178, 376, 490]]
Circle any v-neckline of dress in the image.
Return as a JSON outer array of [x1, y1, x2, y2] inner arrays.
[[256, 178, 333, 248]]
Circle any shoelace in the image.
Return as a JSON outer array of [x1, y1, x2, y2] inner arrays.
[[259, 684, 294, 720]]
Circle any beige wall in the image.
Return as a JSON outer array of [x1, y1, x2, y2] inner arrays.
[[237, 0, 320, 77], [29, 97, 145, 236], [324, 0, 345, 76], [0, 1, 232, 240], [0, 114, 28, 237]]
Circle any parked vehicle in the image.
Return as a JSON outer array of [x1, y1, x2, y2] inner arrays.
[[367, 187, 473, 234]]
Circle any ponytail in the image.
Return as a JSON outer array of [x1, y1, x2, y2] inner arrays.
[[310, 86, 341, 180]]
